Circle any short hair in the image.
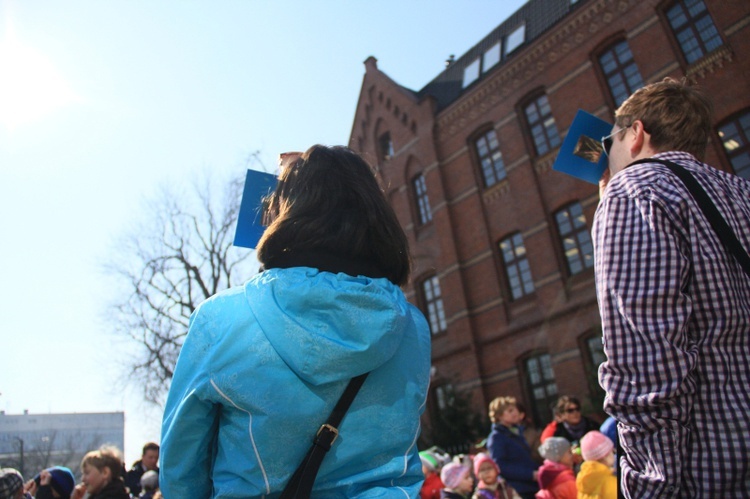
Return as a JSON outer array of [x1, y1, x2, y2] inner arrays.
[[142, 442, 160, 455], [615, 77, 713, 161], [553, 395, 581, 416], [257, 145, 411, 286], [81, 446, 123, 476], [488, 396, 517, 423]]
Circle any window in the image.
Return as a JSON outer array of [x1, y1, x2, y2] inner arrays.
[[666, 0, 723, 64], [413, 173, 432, 225], [598, 40, 644, 107], [475, 129, 507, 187], [483, 41, 502, 72], [582, 332, 607, 407], [499, 233, 535, 300], [524, 94, 561, 156], [585, 335, 606, 369], [718, 111, 750, 180], [555, 202, 594, 275], [463, 58, 480, 88], [505, 23, 526, 55], [378, 132, 394, 162], [422, 276, 447, 335], [524, 352, 558, 426], [464, 41, 503, 88], [435, 383, 454, 411]]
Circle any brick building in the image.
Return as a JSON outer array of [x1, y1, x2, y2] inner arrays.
[[348, 0, 750, 442]]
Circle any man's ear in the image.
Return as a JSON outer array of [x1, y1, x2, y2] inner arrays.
[[629, 120, 652, 158]]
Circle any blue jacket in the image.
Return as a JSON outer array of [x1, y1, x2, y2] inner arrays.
[[160, 267, 431, 498], [486, 424, 539, 496]]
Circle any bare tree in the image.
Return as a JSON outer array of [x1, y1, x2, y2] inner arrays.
[[106, 158, 264, 405]]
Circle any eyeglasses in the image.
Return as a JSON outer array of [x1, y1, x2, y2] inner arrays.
[[565, 406, 581, 414], [601, 125, 630, 157]]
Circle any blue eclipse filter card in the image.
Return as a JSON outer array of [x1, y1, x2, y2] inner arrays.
[[552, 110, 613, 184], [233, 169, 278, 249]]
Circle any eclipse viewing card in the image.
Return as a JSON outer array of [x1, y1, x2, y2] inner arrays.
[[552, 109, 613, 184], [233, 169, 278, 249]]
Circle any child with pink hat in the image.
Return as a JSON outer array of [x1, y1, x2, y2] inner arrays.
[[471, 453, 520, 499], [575, 431, 616, 499], [440, 462, 474, 498]]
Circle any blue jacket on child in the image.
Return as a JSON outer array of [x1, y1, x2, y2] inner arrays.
[[487, 423, 539, 497]]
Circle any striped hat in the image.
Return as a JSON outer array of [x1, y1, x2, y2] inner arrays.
[[0, 468, 23, 499]]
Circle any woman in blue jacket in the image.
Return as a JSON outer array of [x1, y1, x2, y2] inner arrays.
[[160, 145, 431, 498]]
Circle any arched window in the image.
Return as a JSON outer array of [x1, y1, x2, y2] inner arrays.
[[523, 93, 561, 156]]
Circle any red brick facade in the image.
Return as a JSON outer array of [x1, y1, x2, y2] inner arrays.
[[348, 0, 750, 441]]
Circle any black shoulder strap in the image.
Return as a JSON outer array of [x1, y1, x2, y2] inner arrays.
[[628, 157, 750, 279], [280, 372, 369, 499]]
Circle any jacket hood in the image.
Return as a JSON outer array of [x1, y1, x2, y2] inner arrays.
[[246, 267, 409, 385], [538, 460, 570, 489], [576, 460, 611, 495]]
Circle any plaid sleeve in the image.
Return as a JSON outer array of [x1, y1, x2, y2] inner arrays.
[[593, 191, 697, 498]]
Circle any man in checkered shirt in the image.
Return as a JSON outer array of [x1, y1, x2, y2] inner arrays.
[[593, 78, 750, 497]]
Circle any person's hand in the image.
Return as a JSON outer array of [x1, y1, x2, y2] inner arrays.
[[532, 470, 539, 481], [39, 469, 52, 486], [599, 167, 612, 200], [71, 483, 87, 499], [23, 478, 38, 495]]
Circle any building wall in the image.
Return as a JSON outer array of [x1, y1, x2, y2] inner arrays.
[[349, 0, 750, 441], [0, 411, 125, 478]]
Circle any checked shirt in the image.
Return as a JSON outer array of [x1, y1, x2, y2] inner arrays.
[[593, 151, 750, 497]]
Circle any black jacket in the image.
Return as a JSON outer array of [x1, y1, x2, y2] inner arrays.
[[89, 479, 130, 499]]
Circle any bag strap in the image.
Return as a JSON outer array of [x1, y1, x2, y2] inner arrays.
[[628, 158, 750, 280], [280, 372, 369, 499]]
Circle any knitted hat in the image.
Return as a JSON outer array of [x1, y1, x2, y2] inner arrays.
[[47, 466, 76, 498], [472, 452, 499, 477], [538, 437, 571, 462], [440, 462, 470, 490], [0, 468, 23, 499], [419, 451, 439, 473], [140, 470, 159, 490], [580, 431, 614, 461]]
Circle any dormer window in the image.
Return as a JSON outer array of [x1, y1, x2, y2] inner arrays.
[[505, 23, 526, 55], [483, 41, 502, 73], [462, 59, 481, 88]]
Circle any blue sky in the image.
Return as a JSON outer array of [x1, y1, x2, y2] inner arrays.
[[0, 0, 527, 465]]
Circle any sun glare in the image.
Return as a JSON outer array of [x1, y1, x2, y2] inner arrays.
[[0, 31, 80, 130]]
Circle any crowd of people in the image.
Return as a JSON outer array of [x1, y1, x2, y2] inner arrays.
[[0, 443, 160, 499], [419, 395, 617, 499]]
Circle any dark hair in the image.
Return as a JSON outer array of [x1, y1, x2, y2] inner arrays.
[[142, 442, 160, 455], [615, 77, 713, 160], [257, 145, 411, 286]]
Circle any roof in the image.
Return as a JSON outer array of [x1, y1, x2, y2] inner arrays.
[[418, 0, 582, 111]]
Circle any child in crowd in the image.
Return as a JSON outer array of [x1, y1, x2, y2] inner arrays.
[[440, 462, 474, 499], [0, 468, 25, 499], [73, 446, 130, 499], [576, 431, 616, 499], [24, 466, 76, 499], [420, 450, 445, 499], [138, 470, 159, 499], [486, 397, 539, 499], [535, 437, 577, 499], [472, 453, 521, 499]]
